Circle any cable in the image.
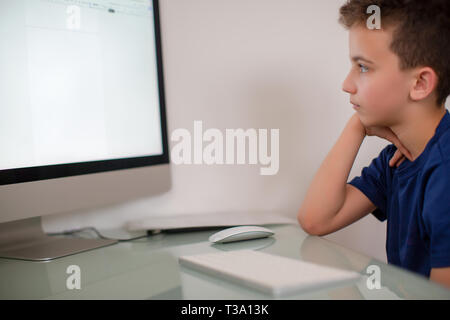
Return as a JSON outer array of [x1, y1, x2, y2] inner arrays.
[[47, 227, 149, 242]]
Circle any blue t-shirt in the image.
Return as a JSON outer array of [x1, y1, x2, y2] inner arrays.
[[348, 109, 450, 278]]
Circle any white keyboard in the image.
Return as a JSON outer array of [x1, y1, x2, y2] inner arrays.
[[179, 250, 361, 297]]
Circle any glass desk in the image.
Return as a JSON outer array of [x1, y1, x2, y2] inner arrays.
[[1, 224, 449, 299]]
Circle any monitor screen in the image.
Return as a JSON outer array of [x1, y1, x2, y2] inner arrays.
[[0, 0, 169, 185]]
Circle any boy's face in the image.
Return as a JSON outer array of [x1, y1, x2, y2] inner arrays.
[[342, 24, 412, 127]]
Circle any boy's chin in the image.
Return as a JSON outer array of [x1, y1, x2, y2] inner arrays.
[[358, 114, 390, 128]]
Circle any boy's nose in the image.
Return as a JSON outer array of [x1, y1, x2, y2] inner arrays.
[[342, 72, 356, 94]]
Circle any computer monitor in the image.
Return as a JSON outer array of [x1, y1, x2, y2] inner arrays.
[[0, 0, 171, 261]]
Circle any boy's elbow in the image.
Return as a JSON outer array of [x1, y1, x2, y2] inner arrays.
[[297, 208, 327, 236]]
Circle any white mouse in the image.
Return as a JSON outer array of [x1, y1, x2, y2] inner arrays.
[[208, 226, 275, 244]]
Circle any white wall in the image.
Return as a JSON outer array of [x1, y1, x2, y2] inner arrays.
[[42, 0, 450, 262]]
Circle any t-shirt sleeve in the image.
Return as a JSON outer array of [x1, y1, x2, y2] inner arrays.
[[347, 144, 394, 222], [422, 161, 450, 268]]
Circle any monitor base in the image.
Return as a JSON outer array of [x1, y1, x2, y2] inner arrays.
[[0, 217, 117, 261]]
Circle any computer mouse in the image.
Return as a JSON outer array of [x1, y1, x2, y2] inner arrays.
[[208, 226, 275, 244]]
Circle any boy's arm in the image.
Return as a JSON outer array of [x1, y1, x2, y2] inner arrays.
[[430, 267, 450, 288], [298, 112, 411, 236], [297, 113, 375, 236]]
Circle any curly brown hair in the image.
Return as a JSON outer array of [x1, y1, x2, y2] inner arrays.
[[339, 0, 450, 107]]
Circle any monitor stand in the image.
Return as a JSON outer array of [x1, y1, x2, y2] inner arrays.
[[0, 217, 117, 261]]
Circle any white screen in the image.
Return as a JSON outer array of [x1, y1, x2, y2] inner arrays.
[[0, 0, 164, 170]]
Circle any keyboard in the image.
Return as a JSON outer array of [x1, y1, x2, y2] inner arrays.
[[179, 249, 361, 296]]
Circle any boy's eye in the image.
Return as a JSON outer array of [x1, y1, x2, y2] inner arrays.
[[359, 64, 369, 73]]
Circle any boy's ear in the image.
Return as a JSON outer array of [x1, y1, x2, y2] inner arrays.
[[409, 67, 439, 102]]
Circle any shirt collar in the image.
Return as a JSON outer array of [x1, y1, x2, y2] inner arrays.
[[396, 108, 450, 177]]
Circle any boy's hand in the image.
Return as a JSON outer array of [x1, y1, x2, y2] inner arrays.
[[356, 116, 413, 167], [389, 149, 407, 168]]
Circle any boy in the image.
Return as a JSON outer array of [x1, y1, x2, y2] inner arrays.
[[298, 0, 450, 288]]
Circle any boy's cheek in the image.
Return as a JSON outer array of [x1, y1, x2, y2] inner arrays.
[[361, 80, 406, 124]]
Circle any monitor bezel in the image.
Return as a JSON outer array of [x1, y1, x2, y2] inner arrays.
[[0, 0, 170, 186]]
